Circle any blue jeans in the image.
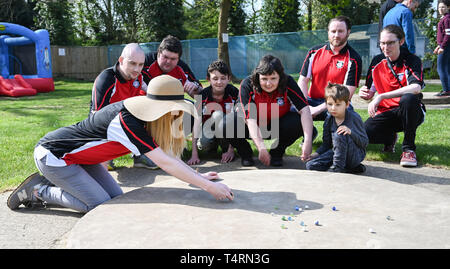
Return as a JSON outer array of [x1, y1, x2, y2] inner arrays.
[[437, 46, 450, 92], [306, 132, 366, 171], [307, 97, 354, 121], [34, 154, 123, 213]]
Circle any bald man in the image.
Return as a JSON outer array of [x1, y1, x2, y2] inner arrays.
[[90, 43, 146, 112], [90, 43, 158, 170]]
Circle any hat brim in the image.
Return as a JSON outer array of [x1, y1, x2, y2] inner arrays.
[[124, 96, 198, 122]]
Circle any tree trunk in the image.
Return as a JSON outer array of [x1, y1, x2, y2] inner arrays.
[[307, 0, 312, 31], [218, 0, 238, 82]]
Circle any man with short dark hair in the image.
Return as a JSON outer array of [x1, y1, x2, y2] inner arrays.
[[298, 16, 362, 121], [142, 35, 202, 97]]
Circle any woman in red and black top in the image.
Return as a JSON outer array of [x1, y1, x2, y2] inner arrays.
[[7, 76, 233, 213], [359, 24, 425, 167], [224, 55, 314, 167]]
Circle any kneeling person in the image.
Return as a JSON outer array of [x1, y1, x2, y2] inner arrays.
[[7, 76, 233, 213], [306, 83, 368, 173], [188, 60, 238, 165]]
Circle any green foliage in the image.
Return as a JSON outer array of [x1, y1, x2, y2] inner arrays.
[[184, 0, 247, 40], [417, 5, 440, 79], [138, 0, 186, 42], [73, 0, 131, 45], [310, 0, 378, 30], [184, 0, 219, 39], [0, 0, 35, 29], [414, 0, 434, 19], [34, 0, 76, 45], [260, 0, 301, 33], [228, 0, 248, 36]]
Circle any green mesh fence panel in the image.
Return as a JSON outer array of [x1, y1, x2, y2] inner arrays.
[[108, 21, 428, 80]]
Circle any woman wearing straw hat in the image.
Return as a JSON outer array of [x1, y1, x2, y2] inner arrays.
[[7, 75, 233, 213]]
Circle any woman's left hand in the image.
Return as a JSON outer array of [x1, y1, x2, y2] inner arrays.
[[201, 171, 220, 181], [221, 150, 235, 163]]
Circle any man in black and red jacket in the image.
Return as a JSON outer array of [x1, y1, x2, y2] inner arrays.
[[359, 24, 425, 167], [142, 35, 202, 98], [90, 43, 157, 170], [298, 16, 362, 122]]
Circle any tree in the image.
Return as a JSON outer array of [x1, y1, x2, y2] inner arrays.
[[184, 0, 247, 39], [417, 3, 440, 78], [0, 0, 35, 29], [260, 0, 301, 34], [138, 0, 187, 42], [73, 0, 123, 45], [246, 0, 263, 34], [218, 0, 233, 79], [228, 0, 248, 36], [34, 0, 75, 45]]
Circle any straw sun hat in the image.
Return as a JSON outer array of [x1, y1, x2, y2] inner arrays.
[[124, 75, 197, 121]]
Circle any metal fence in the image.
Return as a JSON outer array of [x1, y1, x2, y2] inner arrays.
[[107, 20, 429, 81]]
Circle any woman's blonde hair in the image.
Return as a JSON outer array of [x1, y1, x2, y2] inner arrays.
[[146, 111, 186, 158]]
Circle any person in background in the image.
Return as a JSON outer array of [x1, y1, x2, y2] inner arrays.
[[359, 25, 425, 167], [90, 43, 156, 170], [188, 60, 238, 165], [383, 0, 422, 54], [298, 16, 362, 122], [434, 0, 450, 97], [379, 0, 404, 39], [142, 35, 203, 98]]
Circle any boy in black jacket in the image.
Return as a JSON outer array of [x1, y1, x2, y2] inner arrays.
[[306, 83, 368, 173]]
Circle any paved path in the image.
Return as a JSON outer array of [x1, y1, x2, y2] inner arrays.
[[1, 91, 448, 249], [1, 158, 449, 249]]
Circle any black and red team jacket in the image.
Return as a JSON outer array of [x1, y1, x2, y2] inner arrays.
[[238, 75, 309, 125], [300, 43, 362, 99], [365, 47, 424, 114], [197, 84, 239, 123], [141, 52, 202, 87], [90, 62, 145, 113], [35, 102, 158, 167]]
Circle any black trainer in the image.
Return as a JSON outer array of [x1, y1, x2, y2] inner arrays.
[[241, 157, 255, 166], [347, 163, 366, 174], [270, 158, 283, 167], [327, 165, 346, 173], [435, 90, 450, 97], [7, 173, 47, 210], [133, 155, 159, 170]]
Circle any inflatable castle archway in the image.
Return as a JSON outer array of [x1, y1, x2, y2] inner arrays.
[[0, 22, 54, 97]]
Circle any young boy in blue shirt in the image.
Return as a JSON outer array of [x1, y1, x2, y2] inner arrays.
[[306, 83, 368, 173]]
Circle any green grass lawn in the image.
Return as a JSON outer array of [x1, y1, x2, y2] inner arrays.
[[0, 78, 448, 192]]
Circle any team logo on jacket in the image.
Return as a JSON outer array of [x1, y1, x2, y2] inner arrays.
[[336, 60, 345, 69], [276, 97, 285, 106], [133, 80, 140, 88]]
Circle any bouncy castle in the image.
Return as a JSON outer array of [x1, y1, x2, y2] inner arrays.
[[0, 22, 54, 97]]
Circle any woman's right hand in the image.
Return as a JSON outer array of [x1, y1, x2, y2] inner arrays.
[[206, 181, 234, 201], [358, 86, 374, 100], [258, 148, 271, 166]]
